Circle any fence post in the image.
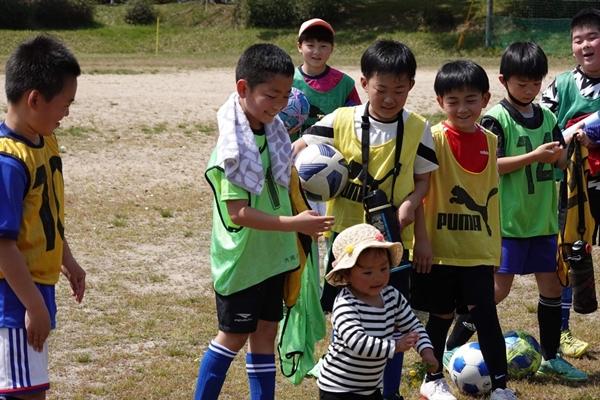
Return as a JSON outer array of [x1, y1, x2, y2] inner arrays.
[[485, 0, 493, 47]]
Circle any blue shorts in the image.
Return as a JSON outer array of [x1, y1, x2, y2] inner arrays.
[[497, 235, 557, 275]]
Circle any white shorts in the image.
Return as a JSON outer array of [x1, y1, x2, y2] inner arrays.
[[0, 328, 49, 396]]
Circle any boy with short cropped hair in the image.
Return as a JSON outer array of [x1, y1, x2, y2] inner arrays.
[[194, 43, 334, 400], [0, 34, 86, 399], [293, 39, 438, 400], [541, 7, 600, 358], [411, 60, 516, 400], [294, 18, 361, 135]]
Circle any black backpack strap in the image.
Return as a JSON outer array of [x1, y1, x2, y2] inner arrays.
[[360, 104, 404, 204]]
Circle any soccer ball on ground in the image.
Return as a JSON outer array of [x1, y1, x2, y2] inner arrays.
[[448, 342, 492, 396], [278, 87, 310, 133], [294, 143, 349, 202], [504, 330, 542, 378]]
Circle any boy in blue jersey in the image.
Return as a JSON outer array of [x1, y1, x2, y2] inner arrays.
[[294, 39, 438, 400], [0, 35, 86, 399], [447, 42, 587, 382], [541, 7, 600, 359], [194, 43, 333, 400], [294, 18, 361, 137]]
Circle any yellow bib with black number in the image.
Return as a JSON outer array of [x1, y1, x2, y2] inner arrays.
[[0, 134, 64, 284]]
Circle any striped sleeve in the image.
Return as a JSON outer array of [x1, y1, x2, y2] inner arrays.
[[301, 109, 336, 146], [414, 121, 439, 174], [393, 292, 433, 354]]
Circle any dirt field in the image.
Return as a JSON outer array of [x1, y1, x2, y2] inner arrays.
[[1, 67, 599, 399]]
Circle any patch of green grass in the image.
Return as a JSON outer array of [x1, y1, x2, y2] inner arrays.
[[0, 1, 575, 74], [141, 122, 168, 135], [160, 208, 174, 218], [57, 125, 96, 138], [111, 213, 127, 227], [75, 353, 92, 364]]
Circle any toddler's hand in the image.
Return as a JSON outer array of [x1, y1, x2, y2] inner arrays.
[[395, 331, 418, 353], [293, 210, 334, 237]]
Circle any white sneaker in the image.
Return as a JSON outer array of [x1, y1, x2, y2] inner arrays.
[[490, 388, 517, 400], [419, 377, 457, 400]]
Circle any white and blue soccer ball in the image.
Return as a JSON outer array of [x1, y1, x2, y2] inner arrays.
[[448, 342, 492, 396], [294, 143, 349, 202], [504, 330, 542, 378], [278, 87, 310, 133]]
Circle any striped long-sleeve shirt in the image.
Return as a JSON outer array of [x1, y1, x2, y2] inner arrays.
[[317, 285, 432, 395]]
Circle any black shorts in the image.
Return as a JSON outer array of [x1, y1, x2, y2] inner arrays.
[[411, 265, 495, 314], [215, 272, 286, 333]]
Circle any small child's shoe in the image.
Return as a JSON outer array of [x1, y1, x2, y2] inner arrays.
[[489, 388, 517, 400], [419, 377, 457, 400]]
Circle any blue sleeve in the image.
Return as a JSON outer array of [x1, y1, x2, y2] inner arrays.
[[0, 155, 28, 239]]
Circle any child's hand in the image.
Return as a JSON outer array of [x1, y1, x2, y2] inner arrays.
[[397, 200, 416, 228], [25, 307, 51, 352], [533, 141, 562, 164], [61, 260, 86, 303], [395, 331, 418, 352], [420, 348, 439, 373], [576, 131, 594, 148], [413, 237, 433, 273], [293, 210, 334, 237]]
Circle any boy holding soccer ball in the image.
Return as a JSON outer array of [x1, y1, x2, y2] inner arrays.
[[293, 39, 438, 400], [195, 43, 333, 400]]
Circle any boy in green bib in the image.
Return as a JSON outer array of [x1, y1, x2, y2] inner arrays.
[[195, 44, 333, 400]]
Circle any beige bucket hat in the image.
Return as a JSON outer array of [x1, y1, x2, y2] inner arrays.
[[325, 224, 403, 286]]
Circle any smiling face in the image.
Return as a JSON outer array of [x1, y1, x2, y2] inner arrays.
[[13, 75, 78, 143], [298, 39, 333, 76], [347, 248, 390, 304], [572, 25, 600, 77], [237, 73, 293, 130], [437, 87, 490, 133], [361, 72, 414, 122]]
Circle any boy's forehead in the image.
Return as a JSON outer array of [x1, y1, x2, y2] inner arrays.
[[255, 74, 293, 92], [368, 72, 412, 86], [441, 87, 484, 98], [572, 25, 600, 38]]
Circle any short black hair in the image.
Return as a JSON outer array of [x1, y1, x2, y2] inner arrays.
[[298, 26, 334, 45], [571, 8, 600, 33], [434, 60, 489, 97], [235, 43, 294, 89], [360, 40, 416, 80], [5, 34, 80, 104], [500, 42, 548, 81]]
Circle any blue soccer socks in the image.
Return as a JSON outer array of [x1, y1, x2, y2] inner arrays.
[[246, 353, 276, 400], [194, 340, 237, 400]]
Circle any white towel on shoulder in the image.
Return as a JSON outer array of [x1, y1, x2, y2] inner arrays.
[[215, 92, 291, 195]]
